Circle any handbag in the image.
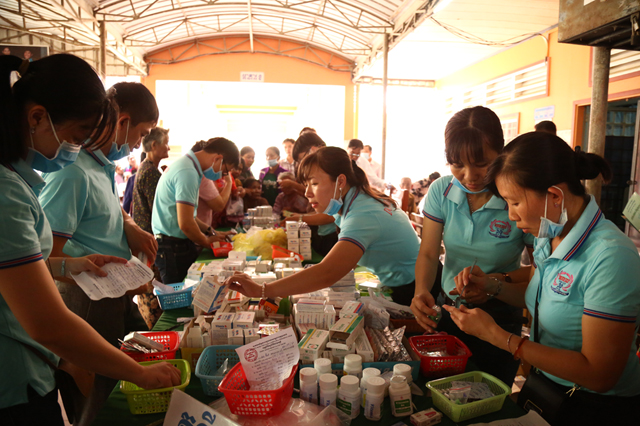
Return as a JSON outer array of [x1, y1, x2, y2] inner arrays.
[[516, 285, 578, 425]]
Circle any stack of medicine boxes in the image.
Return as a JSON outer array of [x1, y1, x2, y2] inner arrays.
[[286, 221, 312, 259]]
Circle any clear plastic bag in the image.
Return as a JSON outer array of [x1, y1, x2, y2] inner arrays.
[[231, 228, 287, 259]]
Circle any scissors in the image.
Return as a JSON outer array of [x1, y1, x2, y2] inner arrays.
[[455, 258, 477, 308]]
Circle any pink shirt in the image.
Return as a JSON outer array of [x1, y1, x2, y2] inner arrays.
[[196, 178, 220, 226]]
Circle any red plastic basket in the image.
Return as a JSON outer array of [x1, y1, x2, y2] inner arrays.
[[218, 363, 298, 416], [409, 334, 472, 379], [120, 331, 180, 362]]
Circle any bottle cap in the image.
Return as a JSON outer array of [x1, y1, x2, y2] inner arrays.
[[344, 354, 362, 369], [300, 367, 317, 383], [393, 363, 412, 383], [340, 375, 360, 392], [366, 377, 386, 394], [314, 358, 331, 374], [362, 367, 381, 379], [389, 375, 407, 389], [319, 373, 338, 390]]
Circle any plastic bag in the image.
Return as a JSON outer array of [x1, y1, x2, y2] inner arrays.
[[231, 228, 287, 259]]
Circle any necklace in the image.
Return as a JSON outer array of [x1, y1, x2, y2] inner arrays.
[[467, 194, 475, 213]]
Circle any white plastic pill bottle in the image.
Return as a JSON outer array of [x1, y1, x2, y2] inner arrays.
[[343, 354, 363, 379], [360, 367, 381, 408], [337, 375, 361, 419], [319, 373, 338, 407], [389, 375, 413, 417], [300, 367, 318, 404], [314, 358, 332, 376], [364, 376, 386, 421]]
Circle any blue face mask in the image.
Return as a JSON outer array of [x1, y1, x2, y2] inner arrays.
[[267, 158, 278, 167], [323, 179, 343, 216], [106, 120, 130, 161], [451, 177, 489, 194], [26, 113, 82, 173], [204, 159, 222, 181], [538, 186, 567, 239]]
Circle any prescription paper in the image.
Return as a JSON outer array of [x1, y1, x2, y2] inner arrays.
[[235, 328, 300, 390], [71, 256, 153, 300]]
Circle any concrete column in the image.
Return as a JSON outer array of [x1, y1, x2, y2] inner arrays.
[[99, 21, 107, 81]]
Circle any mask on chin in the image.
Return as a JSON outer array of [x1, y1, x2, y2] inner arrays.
[[537, 186, 567, 239], [323, 179, 343, 216]]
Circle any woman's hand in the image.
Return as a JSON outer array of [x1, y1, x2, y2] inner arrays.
[[66, 255, 128, 277], [133, 361, 182, 390], [224, 272, 262, 298], [442, 305, 500, 344], [124, 222, 158, 262], [410, 292, 439, 333], [450, 265, 492, 305]]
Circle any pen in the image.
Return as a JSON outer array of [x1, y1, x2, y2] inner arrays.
[[457, 258, 478, 307]]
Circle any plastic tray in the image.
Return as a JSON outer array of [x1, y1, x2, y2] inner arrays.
[[155, 282, 194, 310], [409, 334, 471, 379], [195, 345, 241, 396], [120, 331, 180, 362], [427, 371, 511, 422], [218, 363, 298, 416], [119, 359, 191, 415]]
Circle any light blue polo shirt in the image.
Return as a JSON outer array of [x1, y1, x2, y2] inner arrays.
[[526, 196, 640, 396], [423, 176, 534, 295], [39, 149, 131, 259], [0, 160, 59, 408], [152, 150, 203, 239], [334, 187, 419, 287]]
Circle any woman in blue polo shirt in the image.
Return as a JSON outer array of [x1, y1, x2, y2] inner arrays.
[[0, 54, 179, 425], [445, 132, 640, 425], [411, 106, 534, 386], [225, 147, 420, 305]]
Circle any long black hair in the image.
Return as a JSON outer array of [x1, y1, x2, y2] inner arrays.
[[486, 131, 612, 197], [0, 54, 116, 163], [445, 106, 504, 165], [297, 146, 396, 209]]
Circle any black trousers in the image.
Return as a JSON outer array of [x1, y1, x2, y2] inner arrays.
[[1, 386, 64, 426], [155, 236, 199, 284]]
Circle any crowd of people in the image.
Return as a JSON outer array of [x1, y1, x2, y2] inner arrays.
[[1, 53, 639, 426]]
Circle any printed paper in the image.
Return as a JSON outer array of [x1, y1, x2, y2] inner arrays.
[[71, 256, 153, 300]]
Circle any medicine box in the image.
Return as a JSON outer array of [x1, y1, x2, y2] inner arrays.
[[339, 300, 364, 318], [298, 329, 330, 363], [255, 260, 272, 273], [299, 227, 312, 238], [227, 329, 244, 345], [296, 298, 326, 312], [233, 311, 255, 329], [187, 262, 207, 281], [286, 221, 300, 232], [410, 408, 443, 426], [354, 329, 374, 362], [211, 312, 235, 329], [327, 315, 364, 350], [244, 328, 260, 344], [330, 342, 355, 363], [124, 332, 164, 351], [192, 276, 228, 313], [286, 230, 299, 240], [299, 237, 311, 246], [288, 239, 299, 252]]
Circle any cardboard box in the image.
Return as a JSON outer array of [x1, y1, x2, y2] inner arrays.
[[298, 329, 330, 363], [299, 237, 311, 246], [327, 315, 364, 350], [244, 328, 260, 344], [287, 239, 300, 252], [354, 329, 374, 362], [187, 262, 207, 281], [286, 229, 299, 240], [410, 408, 443, 426], [330, 342, 355, 363], [299, 227, 312, 238], [192, 276, 228, 313], [227, 328, 244, 345], [211, 312, 235, 345], [296, 298, 326, 312], [339, 300, 364, 318], [255, 260, 272, 273], [286, 221, 300, 232], [233, 311, 255, 329]]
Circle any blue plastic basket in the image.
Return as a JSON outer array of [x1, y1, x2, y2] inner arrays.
[[154, 283, 194, 310], [195, 345, 241, 396]]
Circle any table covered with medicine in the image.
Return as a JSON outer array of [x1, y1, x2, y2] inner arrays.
[[95, 223, 533, 426]]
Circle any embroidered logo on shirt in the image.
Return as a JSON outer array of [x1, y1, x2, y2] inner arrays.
[[489, 219, 511, 239], [551, 271, 573, 296]]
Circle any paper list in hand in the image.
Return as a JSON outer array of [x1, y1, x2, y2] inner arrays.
[[235, 328, 300, 390], [72, 256, 153, 301]]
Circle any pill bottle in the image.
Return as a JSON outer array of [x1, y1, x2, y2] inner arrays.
[[300, 367, 318, 404], [319, 373, 338, 407], [389, 375, 413, 417], [361, 367, 381, 407], [337, 375, 361, 419], [343, 354, 363, 379], [364, 377, 386, 421], [393, 363, 413, 385], [314, 358, 332, 377]]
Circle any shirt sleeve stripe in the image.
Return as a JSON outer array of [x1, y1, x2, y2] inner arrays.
[[0, 253, 43, 269], [52, 231, 73, 239], [422, 212, 444, 224], [583, 309, 636, 323], [338, 237, 365, 253], [176, 200, 195, 207]]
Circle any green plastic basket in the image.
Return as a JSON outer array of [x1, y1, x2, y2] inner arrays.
[[120, 359, 191, 415], [427, 371, 511, 422]]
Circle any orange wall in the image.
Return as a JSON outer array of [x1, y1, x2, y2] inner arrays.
[[436, 28, 640, 145], [142, 40, 356, 141]]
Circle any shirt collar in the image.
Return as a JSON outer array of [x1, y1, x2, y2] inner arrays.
[[545, 195, 603, 261], [445, 179, 507, 211], [340, 186, 360, 219], [86, 148, 112, 167], [186, 150, 203, 178], [7, 158, 46, 195]]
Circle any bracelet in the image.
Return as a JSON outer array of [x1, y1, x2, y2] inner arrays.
[[506, 333, 515, 354], [61, 258, 66, 278], [513, 336, 529, 360], [261, 282, 266, 300], [487, 277, 503, 298]]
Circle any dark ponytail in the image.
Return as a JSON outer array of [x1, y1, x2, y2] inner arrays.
[[0, 54, 116, 163], [486, 131, 611, 197], [298, 146, 397, 209]]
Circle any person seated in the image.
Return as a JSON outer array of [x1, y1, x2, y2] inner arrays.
[[392, 177, 416, 215], [243, 178, 269, 211], [411, 171, 440, 206], [273, 172, 312, 219]]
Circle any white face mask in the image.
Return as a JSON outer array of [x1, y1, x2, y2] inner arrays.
[[361, 152, 370, 160], [538, 186, 567, 239]]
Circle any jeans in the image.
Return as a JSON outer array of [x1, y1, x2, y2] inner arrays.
[[1, 386, 64, 426], [155, 236, 199, 284]]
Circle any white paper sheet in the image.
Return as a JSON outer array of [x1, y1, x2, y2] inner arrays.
[[164, 389, 239, 426], [469, 410, 551, 426], [235, 328, 300, 390], [71, 256, 153, 300]]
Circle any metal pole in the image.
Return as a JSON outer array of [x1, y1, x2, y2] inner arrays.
[[586, 46, 611, 205], [381, 34, 389, 180], [99, 20, 107, 81]]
